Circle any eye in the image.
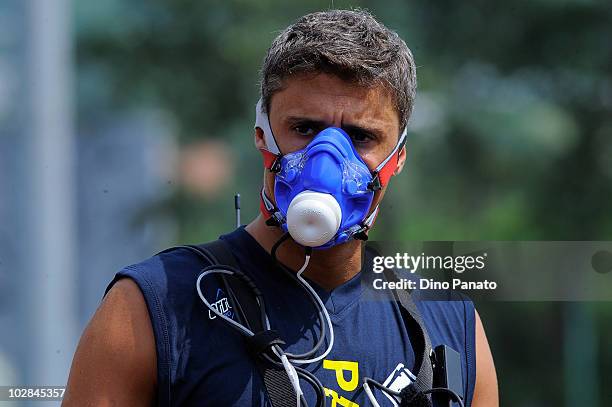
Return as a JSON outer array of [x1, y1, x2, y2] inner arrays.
[[292, 124, 317, 138], [349, 130, 374, 145]]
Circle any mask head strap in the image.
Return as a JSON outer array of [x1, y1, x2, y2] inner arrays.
[[260, 187, 284, 227], [255, 99, 282, 171], [368, 127, 407, 191], [350, 205, 381, 241], [255, 99, 407, 236]]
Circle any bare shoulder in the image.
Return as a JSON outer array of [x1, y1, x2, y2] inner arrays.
[[62, 278, 157, 407], [471, 309, 499, 407]]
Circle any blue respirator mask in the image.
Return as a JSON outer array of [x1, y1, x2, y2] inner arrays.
[[255, 100, 406, 248]]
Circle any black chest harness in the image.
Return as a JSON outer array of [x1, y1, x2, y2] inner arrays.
[[174, 239, 465, 407]]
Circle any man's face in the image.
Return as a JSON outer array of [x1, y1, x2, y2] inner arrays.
[[256, 73, 407, 207]]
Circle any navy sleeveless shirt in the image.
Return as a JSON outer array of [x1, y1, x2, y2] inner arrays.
[[106, 227, 476, 406]]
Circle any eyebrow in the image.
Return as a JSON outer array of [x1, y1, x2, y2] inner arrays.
[[285, 115, 384, 139]]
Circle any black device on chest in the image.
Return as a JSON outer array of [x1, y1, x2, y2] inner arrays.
[[432, 344, 464, 407]]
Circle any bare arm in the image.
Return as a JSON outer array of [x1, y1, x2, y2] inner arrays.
[[471, 309, 499, 407], [62, 278, 157, 407]]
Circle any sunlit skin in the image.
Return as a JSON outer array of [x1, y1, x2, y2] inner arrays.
[[246, 72, 407, 290]]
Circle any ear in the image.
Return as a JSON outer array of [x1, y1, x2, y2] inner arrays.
[[393, 146, 407, 175], [254, 127, 266, 150]]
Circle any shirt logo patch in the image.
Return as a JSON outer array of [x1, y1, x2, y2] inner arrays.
[[208, 288, 234, 320]]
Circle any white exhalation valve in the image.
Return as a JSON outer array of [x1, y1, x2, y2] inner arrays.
[[286, 190, 342, 247]]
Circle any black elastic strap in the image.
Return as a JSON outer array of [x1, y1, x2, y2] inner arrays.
[[382, 268, 434, 401], [246, 329, 286, 356], [190, 241, 251, 329], [193, 240, 298, 407], [194, 239, 237, 265]]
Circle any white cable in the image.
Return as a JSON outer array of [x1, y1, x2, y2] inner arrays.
[[196, 269, 255, 337], [363, 382, 383, 407], [291, 254, 335, 365], [265, 252, 334, 405], [196, 253, 334, 406], [196, 265, 309, 406], [281, 354, 303, 406]]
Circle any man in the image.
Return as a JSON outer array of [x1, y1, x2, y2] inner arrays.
[[63, 9, 497, 407]]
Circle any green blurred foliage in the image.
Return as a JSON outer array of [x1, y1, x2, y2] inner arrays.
[[75, 0, 612, 405]]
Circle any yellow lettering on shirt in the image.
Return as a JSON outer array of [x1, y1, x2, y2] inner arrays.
[[323, 360, 359, 391], [324, 387, 359, 407]]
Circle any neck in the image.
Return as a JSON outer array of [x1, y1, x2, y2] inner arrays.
[[245, 215, 363, 291]]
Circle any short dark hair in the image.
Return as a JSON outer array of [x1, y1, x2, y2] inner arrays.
[[260, 9, 417, 132]]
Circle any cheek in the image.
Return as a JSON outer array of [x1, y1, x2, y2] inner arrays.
[[360, 154, 378, 172], [359, 144, 391, 171], [283, 138, 310, 154], [272, 127, 310, 155]]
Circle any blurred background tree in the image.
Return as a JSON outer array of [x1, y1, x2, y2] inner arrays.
[[72, 0, 612, 405]]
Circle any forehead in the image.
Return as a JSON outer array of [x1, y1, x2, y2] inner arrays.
[[268, 73, 400, 135]]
